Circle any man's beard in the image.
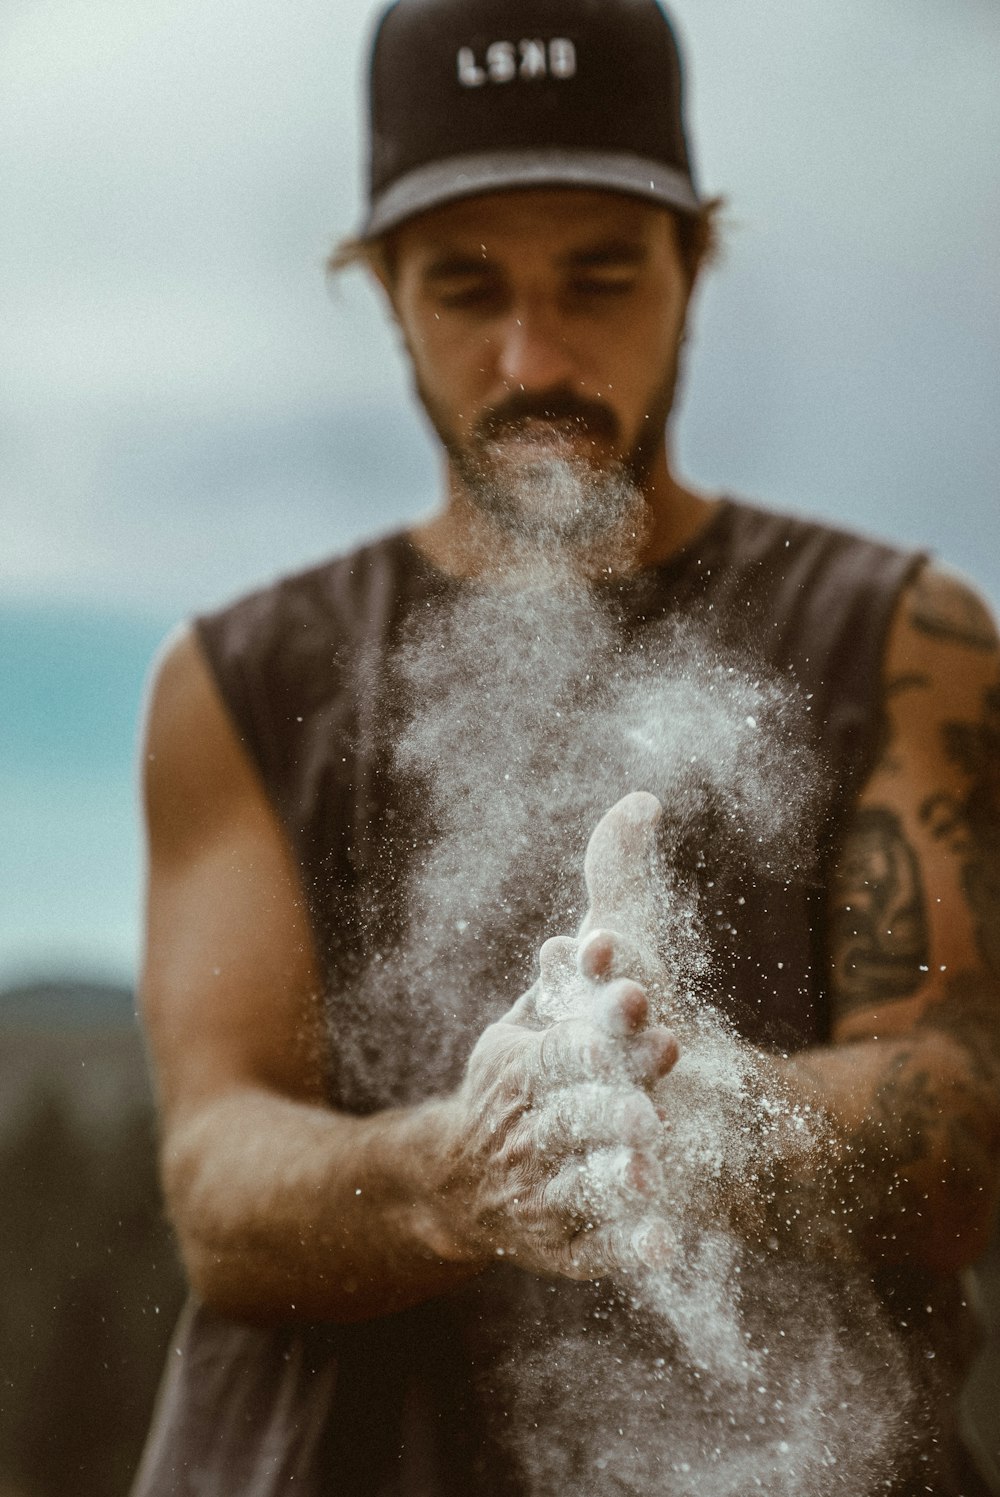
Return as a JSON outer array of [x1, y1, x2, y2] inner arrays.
[[413, 357, 680, 553]]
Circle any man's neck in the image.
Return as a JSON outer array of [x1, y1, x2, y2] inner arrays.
[[409, 449, 718, 582]]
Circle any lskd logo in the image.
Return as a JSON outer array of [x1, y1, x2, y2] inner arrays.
[[457, 38, 578, 87]]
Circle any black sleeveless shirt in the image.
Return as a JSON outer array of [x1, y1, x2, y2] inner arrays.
[[132, 501, 988, 1497]]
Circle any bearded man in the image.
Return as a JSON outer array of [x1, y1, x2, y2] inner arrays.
[[132, 2, 1000, 1493]]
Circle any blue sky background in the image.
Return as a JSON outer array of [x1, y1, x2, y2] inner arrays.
[[2, 0, 998, 987]]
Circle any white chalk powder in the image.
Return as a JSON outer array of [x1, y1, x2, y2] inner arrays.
[[334, 459, 917, 1493]]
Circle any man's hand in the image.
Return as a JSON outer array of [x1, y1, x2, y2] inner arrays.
[[144, 639, 683, 1322], [427, 792, 680, 1280]]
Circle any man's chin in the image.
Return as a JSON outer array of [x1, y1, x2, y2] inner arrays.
[[456, 440, 651, 568], [482, 427, 613, 469]]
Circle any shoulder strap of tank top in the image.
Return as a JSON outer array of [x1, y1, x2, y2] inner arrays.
[[191, 531, 435, 829], [702, 499, 927, 821]]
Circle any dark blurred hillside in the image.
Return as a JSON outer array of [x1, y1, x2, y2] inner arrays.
[[0, 981, 185, 1497]]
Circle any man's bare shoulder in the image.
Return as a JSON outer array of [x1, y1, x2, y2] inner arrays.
[[900, 561, 1000, 656], [146, 623, 215, 724], [872, 562, 1000, 737], [142, 624, 265, 858], [140, 624, 326, 1113]]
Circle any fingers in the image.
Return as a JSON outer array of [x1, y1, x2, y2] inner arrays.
[[539, 1146, 663, 1224], [512, 926, 627, 1029], [529, 1083, 662, 1157], [556, 1217, 676, 1281], [551, 926, 644, 984], [464, 972, 681, 1284], [507, 978, 542, 1028], [577, 928, 617, 979], [532, 935, 580, 1024], [537, 1011, 679, 1090], [516, 790, 670, 1036], [582, 792, 663, 939], [535, 929, 649, 1026], [539, 935, 578, 987], [493, 1120, 676, 1282], [629, 1028, 680, 1084], [591, 977, 648, 1036]]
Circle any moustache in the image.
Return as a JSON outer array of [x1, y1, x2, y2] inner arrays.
[[474, 390, 620, 446]]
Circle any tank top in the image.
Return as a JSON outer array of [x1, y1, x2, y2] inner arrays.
[[132, 499, 988, 1497]]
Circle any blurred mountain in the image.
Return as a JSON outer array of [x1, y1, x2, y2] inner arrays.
[[0, 978, 136, 1027], [0, 978, 185, 1497]]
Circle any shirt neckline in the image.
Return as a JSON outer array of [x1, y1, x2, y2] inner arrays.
[[395, 496, 736, 598]]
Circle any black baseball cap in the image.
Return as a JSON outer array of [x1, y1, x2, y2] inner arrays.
[[359, 0, 701, 239]]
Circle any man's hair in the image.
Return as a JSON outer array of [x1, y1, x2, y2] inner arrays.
[[326, 196, 725, 290]]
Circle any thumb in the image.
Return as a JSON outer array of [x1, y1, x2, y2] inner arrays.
[[580, 792, 664, 947]]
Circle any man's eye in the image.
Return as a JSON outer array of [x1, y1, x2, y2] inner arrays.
[[436, 283, 504, 311], [569, 276, 635, 298]]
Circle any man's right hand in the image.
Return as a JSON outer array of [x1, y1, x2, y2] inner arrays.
[[144, 636, 682, 1318], [425, 793, 680, 1281]]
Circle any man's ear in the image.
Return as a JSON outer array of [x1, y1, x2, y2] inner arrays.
[[368, 263, 400, 325], [325, 234, 402, 320], [364, 234, 401, 319]]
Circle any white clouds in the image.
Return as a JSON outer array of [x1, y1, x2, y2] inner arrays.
[[1, 0, 998, 612], [0, 0, 367, 270], [675, 0, 1000, 577], [0, 394, 440, 613], [685, 0, 1000, 278]]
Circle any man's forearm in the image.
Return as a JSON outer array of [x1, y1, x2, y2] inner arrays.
[[162, 1086, 480, 1325], [776, 1030, 1000, 1274]]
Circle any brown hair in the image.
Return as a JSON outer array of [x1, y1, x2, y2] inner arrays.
[[326, 195, 725, 289]]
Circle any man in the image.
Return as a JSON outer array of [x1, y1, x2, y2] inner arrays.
[[133, 1, 1000, 1493]]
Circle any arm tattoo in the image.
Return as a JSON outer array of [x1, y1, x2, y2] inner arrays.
[[829, 807, 930, 1014], [868, 1050, 935, 1169], [867, 972, 1000, 1192], [757, 973, 1000, 1261], [908, 569, 1000, 652], [914, 971, 1000, 1170], [919, 683, 1000, 978], [916, 970, 1000, 1080], [872, 673, 931, 775]]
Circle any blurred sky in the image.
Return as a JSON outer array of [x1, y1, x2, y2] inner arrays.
[[1, 0, 998, 985]]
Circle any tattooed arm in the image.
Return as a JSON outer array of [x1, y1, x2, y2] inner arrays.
[[789, 563, 1000, 1274]]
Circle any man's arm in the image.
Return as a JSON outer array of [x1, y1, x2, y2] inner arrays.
[[141, 628, 487, 1323], [784, 563, 1000, 1273], [141, 632, 677, 1324]]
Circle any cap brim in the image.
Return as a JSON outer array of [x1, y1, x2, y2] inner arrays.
[[360, 148, 701, 238]]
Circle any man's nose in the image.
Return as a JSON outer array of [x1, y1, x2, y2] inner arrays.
[[496, 306, 576, 392]]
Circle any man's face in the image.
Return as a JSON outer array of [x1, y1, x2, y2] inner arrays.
[[384, 189, 695, 543]]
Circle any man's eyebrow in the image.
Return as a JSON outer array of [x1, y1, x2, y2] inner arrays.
[[562, 239, 648, 269], [422, 251, 494, 280], [421, 238, 649, 280]]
